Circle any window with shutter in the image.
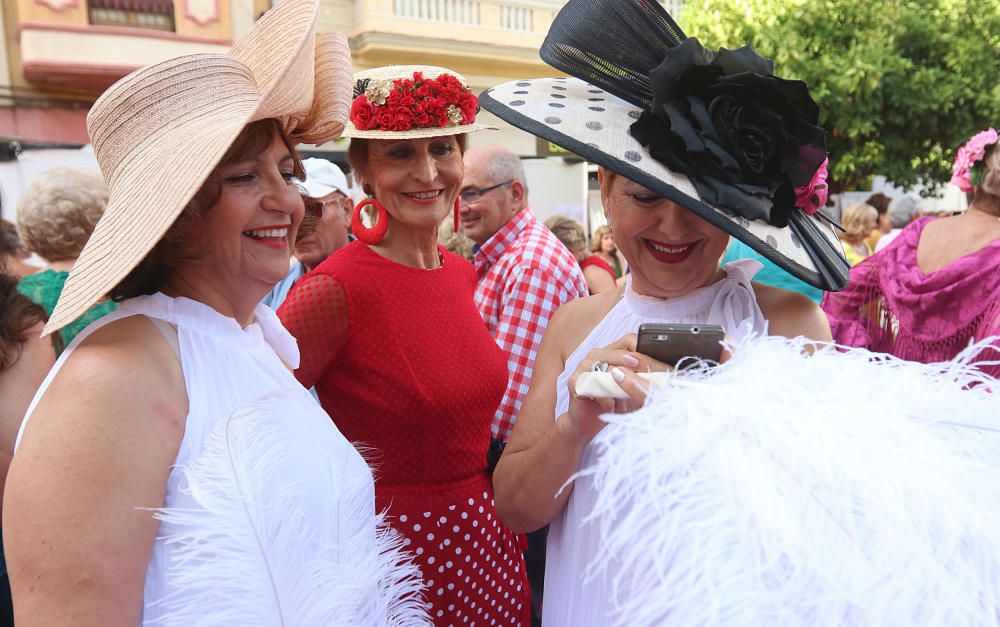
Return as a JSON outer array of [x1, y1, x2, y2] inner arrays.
[[88, 0, 175, 32]]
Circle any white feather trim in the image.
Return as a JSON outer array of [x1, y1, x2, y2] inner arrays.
[[577, 336, 1000, 627], [145, 390, 429, 626]]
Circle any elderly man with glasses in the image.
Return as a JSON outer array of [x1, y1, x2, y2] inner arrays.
[[461, 146, 587, 444], [461, 145, 587, 626], [263, 158, 354, 309]]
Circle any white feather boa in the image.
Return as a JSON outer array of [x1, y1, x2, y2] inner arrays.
[[145, 391, 429, 626], [577, 337, 1000, 626]]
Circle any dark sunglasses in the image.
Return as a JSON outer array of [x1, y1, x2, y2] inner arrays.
[[304, 194, 347, 218]]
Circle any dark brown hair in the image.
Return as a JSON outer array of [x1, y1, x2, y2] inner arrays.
[[1, 219, 25, 258], [110, 119, 304, 301], [0, 266, 51, 370], [347, 134, 468, 192]]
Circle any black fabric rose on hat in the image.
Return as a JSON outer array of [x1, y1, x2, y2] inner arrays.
[[630, 38, 827, 227]]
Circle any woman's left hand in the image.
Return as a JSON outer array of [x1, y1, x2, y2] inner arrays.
[[574, 333, 674, 416]]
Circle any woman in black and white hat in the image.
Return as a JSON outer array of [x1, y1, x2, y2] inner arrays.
[[485, 1, 1000, 626]]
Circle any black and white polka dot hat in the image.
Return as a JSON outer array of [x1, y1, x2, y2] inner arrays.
[[479, 0, 849, 291]]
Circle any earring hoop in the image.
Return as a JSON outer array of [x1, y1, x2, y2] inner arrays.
[[352, 196, 389, 245]]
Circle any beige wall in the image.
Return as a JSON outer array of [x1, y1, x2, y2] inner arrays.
[[0, 3, 11, 93], [174, 0, 232, 40], [5, 2, 33, 91], [21, 29, 230, 70], [16, 0, 87, 27], [230, 0, 262, 39], [331, 0, 560, 50], [11, 1, 235, 96]]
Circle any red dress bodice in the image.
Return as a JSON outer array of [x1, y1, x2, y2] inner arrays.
[[316, 242, 506, 487]]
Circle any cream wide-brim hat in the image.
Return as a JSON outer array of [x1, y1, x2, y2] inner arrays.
[[341, 65, 496, 140], [44, 0, 352, 336]]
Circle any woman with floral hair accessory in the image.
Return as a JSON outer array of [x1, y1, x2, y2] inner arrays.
[[482, 1, 1000, 625], [4, 2, 427, 625], [823, 128, 1000, 376], [277, 65, 531, 626]]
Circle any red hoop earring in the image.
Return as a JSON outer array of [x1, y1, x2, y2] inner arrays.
[[352, 197, 389, 245], [454, 196, 461, 232]]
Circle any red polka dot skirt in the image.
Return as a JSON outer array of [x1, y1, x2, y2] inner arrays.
[[382, 477, 530, 626]]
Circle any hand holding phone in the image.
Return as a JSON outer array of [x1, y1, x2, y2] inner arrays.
[[635, 323, 725, 369]]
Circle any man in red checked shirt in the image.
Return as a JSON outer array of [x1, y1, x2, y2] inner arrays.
[[461, 145, 587, 626]]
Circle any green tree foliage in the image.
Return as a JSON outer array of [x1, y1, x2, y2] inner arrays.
[[680, 0, 1000, 192]]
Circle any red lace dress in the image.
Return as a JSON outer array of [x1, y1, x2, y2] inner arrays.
[[278, 240, 531, 626]]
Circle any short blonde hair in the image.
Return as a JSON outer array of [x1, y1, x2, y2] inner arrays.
[[590, 224, 612, 253], [544, 215, 586, 253], [437, 215, 475, 261], [16, 168, 108, 261], [840, 202, 878, 241]]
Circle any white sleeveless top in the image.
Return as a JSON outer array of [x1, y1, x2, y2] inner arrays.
[[17, 293, 427, 626], [543, 260, 768, 627]]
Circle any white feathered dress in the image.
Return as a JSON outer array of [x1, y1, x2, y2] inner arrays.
[[543, 261, 1000, 626], [17, 293, 428, 626]]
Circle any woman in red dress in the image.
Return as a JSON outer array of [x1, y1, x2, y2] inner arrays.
[[278, 65, 530, 626]]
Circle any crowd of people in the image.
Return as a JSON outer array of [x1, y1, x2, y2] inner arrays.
[[0, 0, 998, 625]]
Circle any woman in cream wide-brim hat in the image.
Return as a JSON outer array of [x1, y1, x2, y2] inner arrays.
[[276, 65, 532, 626], [4, 2, 427, 625]]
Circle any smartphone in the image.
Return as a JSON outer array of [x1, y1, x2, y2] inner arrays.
[[636, 323, 725, 368]]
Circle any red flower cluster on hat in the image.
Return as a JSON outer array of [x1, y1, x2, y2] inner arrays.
[[350, 72, 479, 132]]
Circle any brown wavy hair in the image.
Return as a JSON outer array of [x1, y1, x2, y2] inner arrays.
[[1, 219, 26, 258], [0, 265, 53, 370]]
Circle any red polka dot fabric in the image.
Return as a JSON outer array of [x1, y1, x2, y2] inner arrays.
[[278, 241, 531, 625], [389, 484, 528, 625], [277, 272, 348, 384]]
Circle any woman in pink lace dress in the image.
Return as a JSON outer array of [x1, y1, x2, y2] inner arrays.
[[822, 128, 1000, 377]]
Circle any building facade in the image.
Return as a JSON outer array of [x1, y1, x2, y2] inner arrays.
[[0, 0, 580, 146], [0, 0, 684, 225], [0, 1, 273, 144]]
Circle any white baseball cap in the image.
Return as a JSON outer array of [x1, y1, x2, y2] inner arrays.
[[298, 157, 350, 199]]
